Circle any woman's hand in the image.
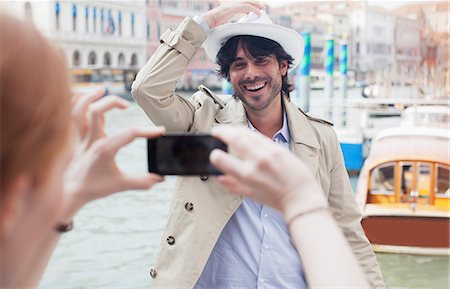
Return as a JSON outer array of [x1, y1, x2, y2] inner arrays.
[[201, 1, 265, 29], [62, 91, 165, 218], [210, 125, 326, 215]]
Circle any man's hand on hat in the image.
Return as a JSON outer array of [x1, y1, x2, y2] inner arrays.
[[201, 1, 265, 29]]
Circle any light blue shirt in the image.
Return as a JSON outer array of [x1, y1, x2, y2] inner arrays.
[[195, 111, 307, 289]]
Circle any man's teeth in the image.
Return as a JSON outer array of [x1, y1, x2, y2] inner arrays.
[[246, 82, 265, 91]]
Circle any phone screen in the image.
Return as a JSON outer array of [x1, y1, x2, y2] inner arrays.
[[147, 134, 227, 175]]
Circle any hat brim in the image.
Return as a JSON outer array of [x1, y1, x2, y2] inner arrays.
[[203, 23, 304, 73]]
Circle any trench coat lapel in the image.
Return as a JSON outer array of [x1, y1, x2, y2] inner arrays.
[[283, 96, 321, 176], [214, 97, 247, 125], [212, 95, 320, 175]]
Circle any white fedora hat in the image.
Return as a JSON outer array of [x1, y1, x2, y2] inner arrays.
[[203, 10, 304, 72]]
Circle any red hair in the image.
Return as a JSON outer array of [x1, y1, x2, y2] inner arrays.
[[0, 13, 72, 195]]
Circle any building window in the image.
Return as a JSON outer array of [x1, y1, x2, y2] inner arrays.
[[85, 6, 89, 32], [73, 51, 81, 67], [104, 52, 111, 67], [146, 21, 150, 40], [130, 53, 138, 67], [72, 4, 77, 32], [55, 2, 60, 30], [356, 42, 360, 54], [118, 53, 125, 66], [100, 8, 104, 33], [118, 11, 122, 36], [88, 51, 97, 65], [131, 13, 135, 36], [93, 7, 97, 33], [106, 9, 115, 35]]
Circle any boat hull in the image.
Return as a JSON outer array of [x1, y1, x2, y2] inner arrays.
[[362, 215, 450, 254]]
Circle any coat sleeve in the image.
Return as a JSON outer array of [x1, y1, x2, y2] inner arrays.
[[327, 129, 386, 289], [131, 17, 207, 132]]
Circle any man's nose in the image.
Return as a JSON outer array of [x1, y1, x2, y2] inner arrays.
[[244, 63, 260, 80]]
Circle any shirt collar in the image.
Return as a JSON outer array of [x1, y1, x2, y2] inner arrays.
[[247, 108, 290, 143]]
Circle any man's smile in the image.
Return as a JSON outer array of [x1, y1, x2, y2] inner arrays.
[[243, 81, 267, 92]]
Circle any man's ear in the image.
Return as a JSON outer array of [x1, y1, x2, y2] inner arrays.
[[0, 175, 32, 238], [279, 60, 288, 76]]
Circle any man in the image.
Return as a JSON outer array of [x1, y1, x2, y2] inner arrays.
[[132, 2, 384, 289]]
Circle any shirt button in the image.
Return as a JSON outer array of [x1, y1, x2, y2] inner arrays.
[[264, 245, 269, 249], [260, 278, 265, 283], [200, 175, 208, 181], [263, 213, 268, 218], [166, 235, 175, 245], [149, 268, 157, 278], [185, 202, 194, 212]]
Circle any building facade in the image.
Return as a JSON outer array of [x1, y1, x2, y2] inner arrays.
[[2, 0, 147, 70], [146, 0, 220, 90]]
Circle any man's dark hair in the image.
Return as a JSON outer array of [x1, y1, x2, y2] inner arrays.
[[216, 35, 294, 97]]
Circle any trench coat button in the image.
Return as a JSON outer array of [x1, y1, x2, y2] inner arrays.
[[185, 202, 194, 212], [149, 268, 157, 278], [167, 235, 175, 245], [200, 175, 208, 181]]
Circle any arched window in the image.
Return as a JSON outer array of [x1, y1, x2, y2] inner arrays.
[[130, 53, 138, 66], [118, 53, 125, 66], [88, 51, 97, 65], [104, 52, 111, 67], [73, 51, 81, 67]]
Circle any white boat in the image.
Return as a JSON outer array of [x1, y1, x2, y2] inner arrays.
[[355, 120, 450, 255]]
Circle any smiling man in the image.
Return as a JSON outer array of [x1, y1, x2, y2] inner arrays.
[[132, 2, 384, 289]]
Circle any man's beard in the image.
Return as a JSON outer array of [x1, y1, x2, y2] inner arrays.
[[233, 76, 282, 111]]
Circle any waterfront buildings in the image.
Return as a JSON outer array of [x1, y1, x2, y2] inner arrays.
[[146, 0, 220, 90], [2, 1, 147, 70], [2, 1, 447, 94]]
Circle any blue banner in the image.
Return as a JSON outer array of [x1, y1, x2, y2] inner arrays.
[[339, 43, 348, 75], [324, 38, 334, 75], [300, 33, 311, 76]]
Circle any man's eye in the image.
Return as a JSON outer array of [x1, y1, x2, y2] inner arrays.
[[256, 58, 269, 65], [232, 62, 245, 69]]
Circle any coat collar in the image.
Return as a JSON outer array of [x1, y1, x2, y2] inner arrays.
[[214, 94, 321, 150], [214, 94, 321, 176], [282, 95, 321, 150]]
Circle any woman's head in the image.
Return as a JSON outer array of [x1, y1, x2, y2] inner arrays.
[[0, 12, 73, 287], [0, 13, 72, 196]]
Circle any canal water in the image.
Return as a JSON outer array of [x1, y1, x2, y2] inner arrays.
[[39, 88, 448, 289]]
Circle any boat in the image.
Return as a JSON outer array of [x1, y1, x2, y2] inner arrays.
[[337, 99, 449, 173], [355, 108, 450, 255]]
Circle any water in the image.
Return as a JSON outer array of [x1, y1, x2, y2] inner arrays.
[[39, 89, 448, 289]]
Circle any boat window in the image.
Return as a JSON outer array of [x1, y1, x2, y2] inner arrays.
[[436, 164, 450, 198], [400, 162, 414, 201], [417, 162, 431, 203], [369, 162, 395, 195]]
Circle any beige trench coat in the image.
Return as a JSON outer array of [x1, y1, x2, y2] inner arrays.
[[132, 17, 385, 289]]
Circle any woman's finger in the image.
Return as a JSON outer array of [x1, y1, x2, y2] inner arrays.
[[119, 174, 165, 191], [210, 148, 251, 179], [216, 175, 254, 197], [72, 88, 105, 118], [211, 125, 267, 158], [88, 95, 129, 117], [106, 127, 166, 154]]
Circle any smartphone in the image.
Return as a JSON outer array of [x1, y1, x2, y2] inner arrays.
[[147, 134, 228, 176]]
